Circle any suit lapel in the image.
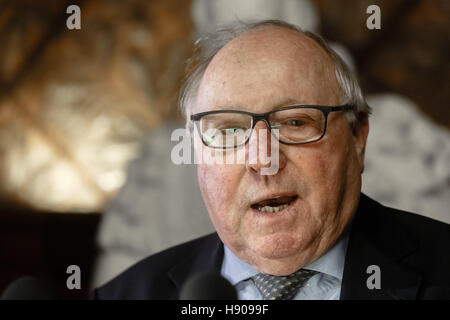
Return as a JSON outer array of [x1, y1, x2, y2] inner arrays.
[[340, 194, 423, 300], [167, 233, 224, 299]]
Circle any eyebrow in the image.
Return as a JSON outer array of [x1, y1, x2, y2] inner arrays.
[[271, 97, 305, 109], [211, 97, 307, 111]]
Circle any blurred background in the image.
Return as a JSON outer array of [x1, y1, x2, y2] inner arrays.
[[0, 0, 448, 299]]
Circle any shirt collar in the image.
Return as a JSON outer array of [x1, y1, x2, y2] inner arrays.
[[221, 230, 350, 285]]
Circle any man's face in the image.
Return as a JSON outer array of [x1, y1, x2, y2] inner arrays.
[[194, 27, 369, 275]]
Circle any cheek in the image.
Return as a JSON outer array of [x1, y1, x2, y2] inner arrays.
[[197, 163, 244, 235], [198, 164, 226, 215], [289, 128, 356, 219], [295, 145, 348, 193]]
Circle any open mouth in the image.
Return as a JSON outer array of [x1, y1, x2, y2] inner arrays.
[[251, 195, 298, 213]]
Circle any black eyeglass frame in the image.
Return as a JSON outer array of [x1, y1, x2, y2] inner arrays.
[[190, 104, 353, 149]]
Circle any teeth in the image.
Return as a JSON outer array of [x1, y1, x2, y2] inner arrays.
[[258, 204, 288, 213]]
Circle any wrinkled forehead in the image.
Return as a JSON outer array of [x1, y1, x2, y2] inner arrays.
[[196, 26, 341, 112], [215, 26, 331, 69]]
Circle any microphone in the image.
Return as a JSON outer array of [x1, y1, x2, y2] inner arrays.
[[1, 276, 57, 300], [180, 272, 237, 300]]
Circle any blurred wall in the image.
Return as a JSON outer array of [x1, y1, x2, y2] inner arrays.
[[0, 0, 193, 212]]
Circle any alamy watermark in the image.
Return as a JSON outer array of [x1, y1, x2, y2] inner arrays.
[[366, 264, 381, 290], [366, 5, 381, 30], [66, 265, 81, 290], [171, 128, 280, 175], [66, 5, 81, 30]]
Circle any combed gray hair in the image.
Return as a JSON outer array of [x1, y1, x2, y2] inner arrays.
[[179, 19, 371, 132]]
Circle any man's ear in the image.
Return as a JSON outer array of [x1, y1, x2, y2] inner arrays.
[[353, 112, 369, 173]]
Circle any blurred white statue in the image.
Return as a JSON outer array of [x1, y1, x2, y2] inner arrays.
[[363, 93, 450, 222], [192, 0, 319, 35]]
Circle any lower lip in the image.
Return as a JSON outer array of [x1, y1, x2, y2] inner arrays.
[[251, 197, 299, 218]]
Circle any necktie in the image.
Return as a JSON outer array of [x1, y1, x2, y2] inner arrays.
[[252, 269, 318, 300]]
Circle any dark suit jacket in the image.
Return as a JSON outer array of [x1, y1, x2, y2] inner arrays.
[[92, 194, 450, 299]]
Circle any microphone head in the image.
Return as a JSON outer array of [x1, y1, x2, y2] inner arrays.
[[1, 276, 57, 300], [180, 272, 237, 300]]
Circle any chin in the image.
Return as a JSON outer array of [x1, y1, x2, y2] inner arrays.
[[251, 232, 304, 260]]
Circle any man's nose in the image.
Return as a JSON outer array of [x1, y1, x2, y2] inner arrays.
[[245, 120, 286, 174]]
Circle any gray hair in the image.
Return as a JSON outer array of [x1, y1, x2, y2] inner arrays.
[[179, 19, 371, 131]]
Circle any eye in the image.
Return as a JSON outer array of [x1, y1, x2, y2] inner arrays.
[[286, 119, 304, 127]]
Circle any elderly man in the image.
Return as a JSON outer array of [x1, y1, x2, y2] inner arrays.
[[92, 20, 450, 300]]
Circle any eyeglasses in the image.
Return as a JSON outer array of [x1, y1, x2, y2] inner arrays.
[[190, 104, 353, 149]]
